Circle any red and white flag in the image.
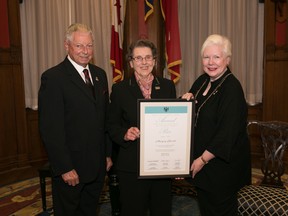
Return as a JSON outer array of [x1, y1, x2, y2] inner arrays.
[[110, 0, 126, 83], [161, 0, 182, 83]]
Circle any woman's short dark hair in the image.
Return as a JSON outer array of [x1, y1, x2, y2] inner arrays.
[[127, 39, 157, 61]]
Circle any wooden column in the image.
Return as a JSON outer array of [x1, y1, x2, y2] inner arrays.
[[0, 0, 38, 186], [263, 0, 288, 121]]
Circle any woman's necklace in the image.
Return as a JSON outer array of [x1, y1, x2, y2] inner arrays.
[[194, 73, 232, 126]]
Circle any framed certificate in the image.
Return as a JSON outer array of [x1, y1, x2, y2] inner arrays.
[[137, 99, 195, 179]]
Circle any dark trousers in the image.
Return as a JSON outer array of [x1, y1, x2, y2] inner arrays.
[[52, 175, 104, 216], [118, 171, 172, 216], [196, 187, 238, 216]]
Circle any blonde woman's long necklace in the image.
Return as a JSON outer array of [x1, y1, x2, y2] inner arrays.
[[194, 73, 232, 126]]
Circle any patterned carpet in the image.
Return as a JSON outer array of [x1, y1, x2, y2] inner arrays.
[[0, 177, 50, 216], [0, 176, 111, 216], [0, 168, 287, 216]]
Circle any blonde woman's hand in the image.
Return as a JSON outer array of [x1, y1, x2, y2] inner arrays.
[[181, 92, 194, 100], [190, 157, 206, 178]]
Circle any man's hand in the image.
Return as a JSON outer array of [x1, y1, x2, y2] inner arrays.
[[106, 157, 113, 172], [61, 169, 79, 186]]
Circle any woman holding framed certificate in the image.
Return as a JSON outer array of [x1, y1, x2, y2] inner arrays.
[[182, 34, 251, 216], [107, 39, 176, 216]]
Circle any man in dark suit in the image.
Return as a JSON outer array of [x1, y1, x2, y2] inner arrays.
[[38, 23, 112, 216]]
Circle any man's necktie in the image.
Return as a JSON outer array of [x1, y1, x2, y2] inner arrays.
[[83, 69, 95, 98]]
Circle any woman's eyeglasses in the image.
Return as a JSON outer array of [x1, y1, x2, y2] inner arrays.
[[132, 55, 154, 62]]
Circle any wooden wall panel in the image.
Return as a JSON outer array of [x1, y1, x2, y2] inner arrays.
[[0, 65, 18, 171], [252, 1, 288, 168], [26, 109, 48, 164], [263, 0, 288, 122], [0, 0, 34, 186], [0, 0, 10, 48], [263, 60, 288, 121]]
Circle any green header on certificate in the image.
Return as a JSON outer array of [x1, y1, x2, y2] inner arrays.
[[145, 106, 187, 114]]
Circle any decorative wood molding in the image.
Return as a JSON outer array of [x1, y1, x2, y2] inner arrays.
[[10, 46, 22, 64], [266, 44, 288, 60], [271, 0, 287, 2], [0, 46, 21, 64]]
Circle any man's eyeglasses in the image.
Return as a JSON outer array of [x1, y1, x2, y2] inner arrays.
[[132, 55, 154, 62]]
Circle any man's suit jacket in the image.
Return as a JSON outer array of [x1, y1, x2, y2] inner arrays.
[[107, 75, 176, 172], [38, 57, 110, 183]]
